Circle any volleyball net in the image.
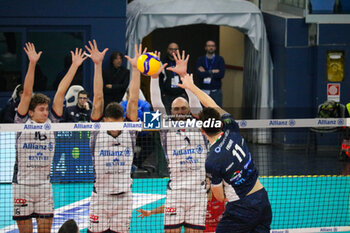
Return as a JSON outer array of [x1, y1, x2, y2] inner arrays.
[[0, 118, 349, 233]]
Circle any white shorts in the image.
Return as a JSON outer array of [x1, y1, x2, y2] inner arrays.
[[88, 191, 132, 233], [164, 189, 207, 230], [12, 183, 54, 220]]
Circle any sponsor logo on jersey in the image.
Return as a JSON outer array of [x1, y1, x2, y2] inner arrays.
[[173, 145, 203, 156], [99, 147, 131, 157], [29, 151, 49, 161], [23, 143, 47, 150], [143, 111, 161, 129], [180, 156, 199, 165]]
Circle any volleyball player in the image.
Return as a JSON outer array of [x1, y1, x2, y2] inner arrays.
[[149, 51, 208, 233], [177, 73, 272, 233], [87, 41, 142, 233], [13, 42, 87, 233]]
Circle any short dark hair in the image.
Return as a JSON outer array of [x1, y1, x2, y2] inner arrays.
[[110, 51, 124, 65], [104, 102, 124, 119], [58, 219, 78, 233], [198, 107, 222, 136], [78, 90, 89, 98], [29, 93, 50, 111]]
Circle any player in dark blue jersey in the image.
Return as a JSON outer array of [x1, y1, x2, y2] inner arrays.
[[177, 73, 272, 233]]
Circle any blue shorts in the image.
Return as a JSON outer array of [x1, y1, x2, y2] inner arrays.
[[216, 188, 272, 233]]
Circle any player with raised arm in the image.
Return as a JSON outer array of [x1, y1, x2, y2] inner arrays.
[[177, 73, 272, 233], [145, 50, 208, 233], [13, 43, 86, 233], [87, 41, 142, 233]]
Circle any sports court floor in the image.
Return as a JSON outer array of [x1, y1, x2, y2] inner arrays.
[[0, 144, 349, 233]]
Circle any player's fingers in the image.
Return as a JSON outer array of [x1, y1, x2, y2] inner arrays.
[[85, 45, 92, 53], [75, 47, 78, 55], [79, 48, 82, 56], [102, 48, 109, 55], [70, 51, 74, 58], [181, 50, 185, 60], [93, 39, 98, 50], [88, 41, 94, 50], [142, 46, 147, 55], [185, 54, 190, 62]]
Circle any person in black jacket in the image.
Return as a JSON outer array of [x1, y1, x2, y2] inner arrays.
[[103, 51, 130, 107], [159, 42, 187, 114]]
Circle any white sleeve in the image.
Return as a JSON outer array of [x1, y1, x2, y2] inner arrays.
[[186, 89, 202, 115], [150, 77, 167, 116]]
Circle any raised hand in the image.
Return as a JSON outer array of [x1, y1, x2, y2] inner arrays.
[[85, 40, 108, 65], [150, 51, 167, 79], [178, 73, 195, 90], [71, 48, 88, 67], [23, 42, 42, 63], [125, 44, 146, 69], [166, 50, 189, 77], [136, 209, 152, 220]]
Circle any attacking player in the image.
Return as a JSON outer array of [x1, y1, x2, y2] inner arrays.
[[13, 43, 87, 233], [177, 73, 272, 233], [144, 51, 208, 233], [87, 41, 142, 233]]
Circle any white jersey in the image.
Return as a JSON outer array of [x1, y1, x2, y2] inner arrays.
[[13, 112, 59, 185], [160, 127, 207, 190], [90, 130, 136, 195]]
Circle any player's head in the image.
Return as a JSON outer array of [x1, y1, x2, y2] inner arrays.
[[205, 40, 216, 55], [198, 107, 222, 137], [110, 51, 124, 69], [167, 42, 179, 60], [77, 90, 89, 108], [171, 97, 190, 121], [104, 102, 124, 137], [58, 219, 79, 233], [28, 93, 50, 123]]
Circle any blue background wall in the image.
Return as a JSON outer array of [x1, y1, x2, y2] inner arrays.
[[263, 13, 350, 146], [0, 0, 127, 106]]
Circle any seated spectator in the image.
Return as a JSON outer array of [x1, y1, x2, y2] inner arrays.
[[103, 51, 130, 107], [62, 90, 91, 122], [58, 219, 79, 233], [1, 84, 23, 123]]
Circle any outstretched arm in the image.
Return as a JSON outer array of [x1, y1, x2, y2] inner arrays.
[[150, 51, 168, 116], [125, 44, 146, 122], [86, 40, 109, 121], [52, 48, 87, 116], [178, 73, 227, 116], [166, 50, 189, 78], [17, 42, 42, 116], [136, 205, 164, 220]]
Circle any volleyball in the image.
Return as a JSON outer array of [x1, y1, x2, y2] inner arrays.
[[137, 52, 161, 76]]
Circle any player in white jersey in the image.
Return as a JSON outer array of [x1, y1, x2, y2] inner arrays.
[[86, 41, 142, 233], [13, 43, 87, 233], [147, 51, 208, 232]]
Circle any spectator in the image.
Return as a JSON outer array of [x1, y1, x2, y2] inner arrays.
[[103, 51, 130, 107], [196, 40, 225, 107], [159, 42, 187, 114], [62, 90, 91, 122], [1, 84, 23, 123], [58, 219, 79, 233]]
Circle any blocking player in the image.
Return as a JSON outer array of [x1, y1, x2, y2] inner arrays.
[[177, 73, 272, 233], [87, 41, 142, 233], [13, 43, 87, 233], [149, 51, 208, 233]]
